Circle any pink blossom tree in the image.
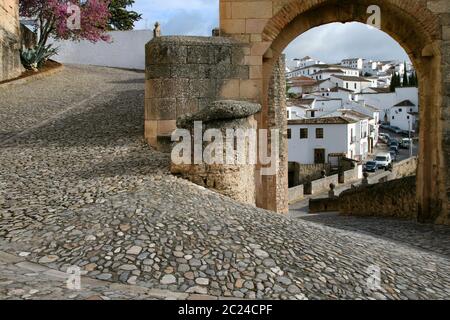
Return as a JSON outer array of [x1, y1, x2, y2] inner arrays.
[[20, 0, 111, 48]]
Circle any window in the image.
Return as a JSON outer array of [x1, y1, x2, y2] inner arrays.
[[346, 83, 349, 89], [410, 108, 413, 112], [287, 129, 292, 139], [392, 116, 395, 120], [287, 111, 290, 119], [407, 116, 410, 119], [316, 128, 324, 139], [300, 128, 308, 139], [354, 83, 357, 89], [399, 108, 402, 112]]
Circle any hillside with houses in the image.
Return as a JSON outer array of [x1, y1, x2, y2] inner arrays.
[[285, 56, 418, 173]]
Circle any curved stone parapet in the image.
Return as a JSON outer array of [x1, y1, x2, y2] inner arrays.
[[177, 100, 261, 129], [171, 100, 261, 206]]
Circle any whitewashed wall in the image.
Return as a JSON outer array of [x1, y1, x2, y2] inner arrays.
[[288, 123, 353, 164], [49, 30, 153, 70]]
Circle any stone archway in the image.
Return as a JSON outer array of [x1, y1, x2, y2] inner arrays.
[[145, 1, 448, 224], [219, 0, 449, 224]]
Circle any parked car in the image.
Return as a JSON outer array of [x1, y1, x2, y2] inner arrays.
[[380, 123, 390, 129], [389, 126, 403, 134], [389, 139, 399, 147], [389, 145, 399, 155], [374, 153, 392, 169], [363, 161, 379, 172], [400, 130, 411, 137], [389, 150, 398, 162], [379, 133, 391, 140], [400, 138, 412, 149]]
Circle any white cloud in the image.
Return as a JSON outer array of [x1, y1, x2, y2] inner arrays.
[[283, 22, 410, 63], [130, 3, 409, 62]]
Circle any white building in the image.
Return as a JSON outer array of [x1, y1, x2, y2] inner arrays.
[[287, 63, 332, 78], [287, 76, 318, 95], [289, 56, 325, 70], [330, 74, 372, 93], [388, 100, 418, 132], [355, 86, 418, 122], [315, 79, 337, 91], [287, 117, 360, 164], [310, 69, 344, 81], [342, 101, 380, 147], [287, 98, 316, 119], [338, 66, 360, 77], [321, 109, 371, 159], [341, 58, 364, 70]]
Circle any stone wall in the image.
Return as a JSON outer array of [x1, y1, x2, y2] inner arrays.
[[309, 174, 339, 195], [288, 184, 303, 204], [297, 164, 331, 185], [309, 197, 340, 213], [264, 55, 288, 212], [145, 36, 250, 151], [343, 165, 362, 184], [0, 0, 22, 82], [392, 157, 418, 179], [339, 176, 417, 220]]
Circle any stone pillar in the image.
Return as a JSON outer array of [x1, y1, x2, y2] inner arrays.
[[259, 55, 288, 213], [144, 36, 249, 152], [171, 100, 260, 205]]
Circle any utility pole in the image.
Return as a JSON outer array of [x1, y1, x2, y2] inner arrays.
[[409, 119, 413, 158]]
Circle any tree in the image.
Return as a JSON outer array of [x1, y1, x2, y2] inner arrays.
[[20, 0, 111, 48], [409, 71, 418, 87], [390, 72, 400, 92], [402, 62, 409, 87], [108, 0, 142, 30]]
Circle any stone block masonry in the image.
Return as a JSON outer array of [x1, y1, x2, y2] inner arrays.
[[145, 36, 251, 151], [0, 0, 22, 82], [339, 176, 418, 221], [288, 184, 304, 204]]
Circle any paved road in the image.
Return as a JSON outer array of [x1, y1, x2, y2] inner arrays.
[[0, 65, 449, 300], [373, 128, 419, 163]]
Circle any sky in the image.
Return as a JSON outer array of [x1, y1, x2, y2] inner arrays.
[[131, 1, 410, 63]]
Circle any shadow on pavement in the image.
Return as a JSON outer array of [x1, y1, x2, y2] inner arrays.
[[298, 213, 450, 258]]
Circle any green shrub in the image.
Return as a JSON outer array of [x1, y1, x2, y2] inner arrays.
[[20, 44, 58, 71]]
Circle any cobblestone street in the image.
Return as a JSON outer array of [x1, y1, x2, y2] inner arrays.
[[0, 65, 449, 300]]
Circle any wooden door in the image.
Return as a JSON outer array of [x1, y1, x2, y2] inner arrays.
[[314, 149, 325, 164]]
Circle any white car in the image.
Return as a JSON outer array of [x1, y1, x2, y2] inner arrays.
[[374, 153, 392, 169]]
